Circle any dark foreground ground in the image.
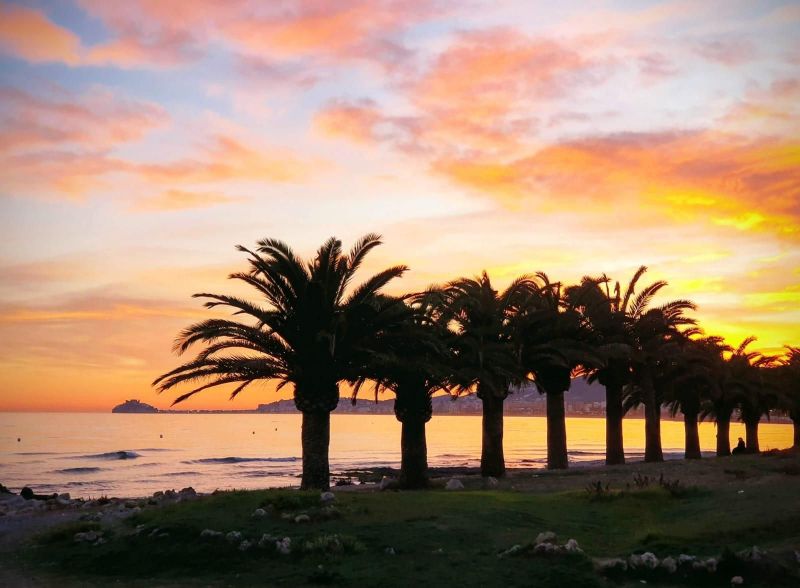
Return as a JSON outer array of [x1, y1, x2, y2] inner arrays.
[[1, 451, 799, 587]]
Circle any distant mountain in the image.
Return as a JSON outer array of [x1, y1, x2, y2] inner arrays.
[[112, 399, 159, 413], [257, 380, 607, 416]]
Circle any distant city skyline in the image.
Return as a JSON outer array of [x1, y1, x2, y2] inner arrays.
[[1, 1, 798, 411]]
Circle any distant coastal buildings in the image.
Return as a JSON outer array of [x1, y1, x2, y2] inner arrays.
[[111, 399, 159, 413]]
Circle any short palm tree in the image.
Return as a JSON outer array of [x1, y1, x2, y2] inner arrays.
[[153, 234, 407, 490], [625, 292, 697, 462], [777, 346, 800, 450], [521, 273, 597, 469], [353, 297, 452, 488], [435, 272, 535, 477]]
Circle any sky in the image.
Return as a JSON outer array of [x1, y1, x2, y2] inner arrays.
[[0, 0, 798, 412]]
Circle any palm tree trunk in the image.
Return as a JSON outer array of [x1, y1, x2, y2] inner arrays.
[[480, 393, 505, 477], [744, 418, 760, 453], [546, 390, 568, 469], [300, 411, 330, 490], [399, 416, 428, 489], [605, 381, 625, 465], [792, 411, 800, 451], [684, 411, 701, 459], [641, 367, 663, 462], [716, 410, 732, 456]]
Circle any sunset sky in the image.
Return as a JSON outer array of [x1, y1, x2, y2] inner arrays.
[[0, 0, 798, 412]]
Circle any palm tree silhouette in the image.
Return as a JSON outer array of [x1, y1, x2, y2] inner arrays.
[[436, 272, 535, 477], [624, 285, 697, 462], [521, 273, 597, 469], [731, 337, 777, 453], [153, 234, 407, 490], [777, 346, 800, 450], [353, 296, 452, 488]]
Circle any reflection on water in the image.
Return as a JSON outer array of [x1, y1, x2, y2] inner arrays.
[[0, 413, 792, 498]]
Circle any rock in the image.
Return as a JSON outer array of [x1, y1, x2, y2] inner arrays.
[[594, 557, 628, 573], [737, 546, 763, 561], [384, 547, 396, 555], [678, 554, 696, 565], [660, 556, 677, 574], [252, 508, 266, 518], [445, 478, 464, 491], [200, 529, 223, 539], [432, 548, 444, 555], [630, 552, 658, 570], [294, 514, 311, 524], [238, 540, 252, 551], [152, 491, 164, 499], [157, 533, 169, 539], [276, 537, 292, 555], [74, 531, 99, 543], [564, 539, 582, 553], [730, 576, 744, 586], [320, 491, 335, 504], [258, 534, 276, 549], [179, 487, 196, 498], [498, 544, 523, 558], [484, 476, 499, 488], [58, 493, 71, 501], [226, 531, 242, 543], [379, 476, 398, 490], [693, 558, 717, 573], [535, 531, 557, 545], [164, 489, 177, 499]]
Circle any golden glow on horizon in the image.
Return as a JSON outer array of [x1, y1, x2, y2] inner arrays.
[[1, 1, 799, 411]]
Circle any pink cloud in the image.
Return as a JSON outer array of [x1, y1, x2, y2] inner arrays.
[[0, 2, 82, 64], [694, 38, 756, 66]]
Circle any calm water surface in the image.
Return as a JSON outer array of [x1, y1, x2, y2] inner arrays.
[[0, 413, 792, 498]]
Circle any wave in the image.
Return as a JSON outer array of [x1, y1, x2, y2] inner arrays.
[[156, 471, 200, 477], [55, 467, 103, 474], [135, 448, 176, 452], [73, 451, 141, 460], [568, 450, 605, 456], [185, 456, 299, 464]]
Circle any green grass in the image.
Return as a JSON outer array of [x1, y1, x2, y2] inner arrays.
[[18, 475, 800, 587]]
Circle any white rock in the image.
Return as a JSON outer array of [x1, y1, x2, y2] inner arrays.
[[276, 537, 292, 555], [384, 547, 396, 555], [320, 491, 335, 504], [445, 478, 464, 490], [294, 514, 310, 523], [379, 476, 396, 490], [200, 529, 222, 539], [730, 576, 744, 586], [595, 557, 627, 572], [534, 542, 558, 554], [535, 531, 557, 545], [660, 556, 677, 573], [226, 531, 242, 543], [678, 554, 696, 565], [564, 539, 582, 553], [258, 534, 275, 549], [238, 540, 252, 551], [252, 508, 266, 518], [485, 476, 499, 488], [498, 544, 523, 558]]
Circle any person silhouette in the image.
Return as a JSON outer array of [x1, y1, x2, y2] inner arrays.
[[732, 437, 747, 455]]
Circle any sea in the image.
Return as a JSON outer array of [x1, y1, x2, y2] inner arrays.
[[0, 413, 793, 498]]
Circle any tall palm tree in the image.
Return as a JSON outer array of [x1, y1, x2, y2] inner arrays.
[[352, 297, 452, 488], [435, 272, 535, 478], [565, 270, 650, 465], [663, 335, 721, 460], [733, 339, 777, 453], [153, 234, 407, 490], [698, 338, 737, 456], [521, 273, 597, 470], [777, 346, 800, 450], [625, 293, 697, 462]]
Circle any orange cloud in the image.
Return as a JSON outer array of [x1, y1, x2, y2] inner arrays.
[[133, 189, 243, 212], [0, 2, 82, 64]]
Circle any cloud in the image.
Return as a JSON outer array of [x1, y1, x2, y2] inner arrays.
[[133, 189, 243, 212], [693, 38, 756, 66], [0, 2, 82, 64]]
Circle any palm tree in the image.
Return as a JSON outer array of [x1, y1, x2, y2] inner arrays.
[[153, 234, 407, 490], [435, 272, 535, 478], [777, 346, 800, 450], [352, 297, 452, 488], [521, 273, 597, 469], [564, 271, 646, 465], [698, 338, 737, 456], [663, 335, 722, 459], [625, 293, 697, 462], [733, 340, 777, 453]]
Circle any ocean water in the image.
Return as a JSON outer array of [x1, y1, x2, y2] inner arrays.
[[0, 413, 793, 498]]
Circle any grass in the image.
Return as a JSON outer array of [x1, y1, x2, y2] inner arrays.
[[16, 454, 800, 587]]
